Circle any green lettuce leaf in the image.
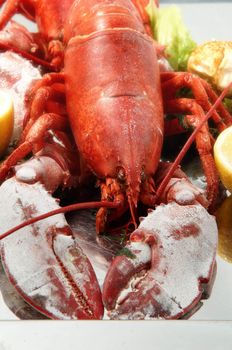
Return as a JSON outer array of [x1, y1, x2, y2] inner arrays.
[[224, 98, 232, 114], [146, 1, 196, 71]]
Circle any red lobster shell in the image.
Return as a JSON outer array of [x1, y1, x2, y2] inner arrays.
[[0, 0, 227, 320]]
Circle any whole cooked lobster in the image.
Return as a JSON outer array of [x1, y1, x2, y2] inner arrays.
[[0, 0, 230, 319]]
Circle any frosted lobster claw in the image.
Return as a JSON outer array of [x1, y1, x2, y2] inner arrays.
[[103, 202, 218, 319], [0, 178, 104, 319]]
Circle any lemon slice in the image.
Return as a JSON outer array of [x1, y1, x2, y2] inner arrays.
[[214, 126, 232, 192], [216, 195, 232, 263], [0, 90, 14, 158]]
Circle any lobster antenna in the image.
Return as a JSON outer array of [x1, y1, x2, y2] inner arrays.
[[155, 82, 232, 202], [0, 42, 55, 70], [128, 197, 138, 230], [0, 201, 120, 240]]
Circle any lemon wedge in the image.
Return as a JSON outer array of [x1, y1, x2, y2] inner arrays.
[[0, 90, 14, 158], [214, 126, 232, 192], [216, 195, 232, 263], [188, 41, 232, 95]]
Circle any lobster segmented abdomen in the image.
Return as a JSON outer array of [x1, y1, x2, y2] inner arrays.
[[64, 0, 145, 40]]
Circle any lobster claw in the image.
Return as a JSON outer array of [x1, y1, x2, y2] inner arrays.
[[103, 202, 218, 319], [0, 177, 104, 319]]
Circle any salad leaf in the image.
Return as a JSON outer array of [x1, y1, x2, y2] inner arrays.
[[116, 247, 136, 259], [146, 1, 196, 71], [224, 98, 232, 114], [145, 0, 158, 38]]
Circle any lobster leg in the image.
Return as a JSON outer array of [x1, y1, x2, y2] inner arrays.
[[0, 0, 20, 30], [0, 1, 66, 69], [0, 72, 67, 181], [29, 85, 65, 119], [96, 178, 129, 234], [201, 78, 232, 125], [161, 72, 232, 130], [21, 81, 66, 142], [96, 176, 156, 234], [102, 169, 217, 320], [25, 73, 65, 107], [26, 73, 65, 95], [0, 113, 68, 181], [154, 161, 209, 208], [0, 20, 39, 54], [161, 72, 232, 210], [164, 98, 219, 210]]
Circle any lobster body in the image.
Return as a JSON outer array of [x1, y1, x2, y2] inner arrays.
[[64, 0, 163, 206]]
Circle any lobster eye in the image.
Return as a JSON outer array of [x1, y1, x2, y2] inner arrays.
[[140, 169, 147, 182], [141, 170, 146, 182], [117, 167, 126, 182]]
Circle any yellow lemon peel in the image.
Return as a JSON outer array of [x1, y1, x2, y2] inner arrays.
[[214, 126, 232, 192], [216, 195, 232, 263], [0, 90, 14, 158]]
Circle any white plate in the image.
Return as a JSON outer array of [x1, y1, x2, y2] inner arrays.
[[0, 1, 232, 349]]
